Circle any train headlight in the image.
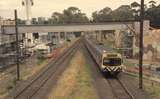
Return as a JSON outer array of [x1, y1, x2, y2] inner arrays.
[[102, 65, 106, 69]]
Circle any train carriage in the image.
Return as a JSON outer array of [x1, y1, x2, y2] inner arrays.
[[84, 37, 123, 76]]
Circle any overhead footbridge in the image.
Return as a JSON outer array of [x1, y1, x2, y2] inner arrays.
[[1, 21, 150, 35]]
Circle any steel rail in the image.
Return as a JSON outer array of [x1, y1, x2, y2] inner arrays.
[[106, 78, 135, 99], [14, 40, 80, 99]]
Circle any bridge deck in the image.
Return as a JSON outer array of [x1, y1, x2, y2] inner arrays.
[[0, 21, 149, 34]]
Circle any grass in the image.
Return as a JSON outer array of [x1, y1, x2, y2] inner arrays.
[[20, 58, 49, 80], [125, 69, 160, 99], [144, 82, 160, 99], [0, 38, 80, 99], [37, 58, 47, 65], [123, 59, 136, 67], [0, 73, 16, 99], [48, 51, 98, 99], [103, 40, 114, 48]]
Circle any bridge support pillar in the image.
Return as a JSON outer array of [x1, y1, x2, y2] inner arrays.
[[114, 30, 121, 48], [95, 31, 98, 40], [24, 32, 34, 49], [57, 32, 61, 45], [64, 32, 67, 41], [97, 31, 102, 42], [100, 31, 103, 42]]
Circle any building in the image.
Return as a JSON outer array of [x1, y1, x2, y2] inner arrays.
[[0, 18, 23, 67], [38, 17, 45, 24], [0, 18, 16, 52], [0, 18, 15, 26]]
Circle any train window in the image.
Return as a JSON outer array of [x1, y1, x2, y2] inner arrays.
[[103, 58, 121, 66]]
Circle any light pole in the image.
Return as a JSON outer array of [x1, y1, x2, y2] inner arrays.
[[22, 0, 34, 47], [139, 0, 144, 89], [22, 0, 34, 25]]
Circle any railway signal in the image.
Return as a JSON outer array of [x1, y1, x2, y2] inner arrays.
[[139, 0, 144, 89]]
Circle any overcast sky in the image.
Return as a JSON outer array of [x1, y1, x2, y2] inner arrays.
[[0, 0, 159, 19]]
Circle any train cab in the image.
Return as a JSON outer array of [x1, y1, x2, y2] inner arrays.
[[101, 52, 123, 75]]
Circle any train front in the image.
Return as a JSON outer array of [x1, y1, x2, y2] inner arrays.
[[101, 52, 123, 76]]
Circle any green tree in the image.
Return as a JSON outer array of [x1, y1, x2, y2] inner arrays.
[[92, 11, 99, 22], [112, 5, 134, 21], [145, 5, 160, 26], [50, 7, 89, 24], [63, 7, 89, 23], [131, 2, 140, 8], [149, 0, 157, 8], [51, 12, 64, 24], [92, 7, 112, 22], [130, 2, 140, 20]]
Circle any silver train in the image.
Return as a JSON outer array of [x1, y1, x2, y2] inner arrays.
[[84, 37, 123, 76]]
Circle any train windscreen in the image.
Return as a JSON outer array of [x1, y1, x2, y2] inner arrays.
[[103, 58, 121, 66]]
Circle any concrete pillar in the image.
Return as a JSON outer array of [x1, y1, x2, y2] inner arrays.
[[95, 31, 97, 40], [97, 31, 102, 42], [27, 33, 34, 45], [64, 32, 67, 41], [133, 36, 138, 57], [97, 31, 100, 41], [114, 30, 121, 48], [57, 32, 60, 45], [53, 32, 57, 47], [100, 31, 103, 42], [53, 32, 56, 46]]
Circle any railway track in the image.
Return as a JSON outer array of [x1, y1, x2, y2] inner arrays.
[[106, 77, 135, 99], [82, 40, 136, 99], [13, 40, 80, 99]]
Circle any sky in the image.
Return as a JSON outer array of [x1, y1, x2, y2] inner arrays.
[[0, 0, 160, 19]]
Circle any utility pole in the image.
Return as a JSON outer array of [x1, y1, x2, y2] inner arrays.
[[139, 0, 144, 89], [15, 10, 20, 81]]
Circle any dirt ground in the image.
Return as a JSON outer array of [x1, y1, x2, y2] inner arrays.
[[48, 50, 99, 99]]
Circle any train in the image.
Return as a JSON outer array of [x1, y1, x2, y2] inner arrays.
[[84, 37, 123, 76]]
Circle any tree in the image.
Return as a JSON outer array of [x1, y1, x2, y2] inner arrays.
[[145, 5, 160, 26], [112, 5, 134, 21], [92, 7, 112, 22], [99, 7, 112, 15], [131, 2, 140, 8], [149, 0, 156, 8], [63, 7, 89, 23], [92, 5, 135, 22], [98, 7, 112, 22], [51, 12, 64, 24], [92, 11, 99, 22], [130, 2, 141, 20], [50, 7, 89, 24]]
